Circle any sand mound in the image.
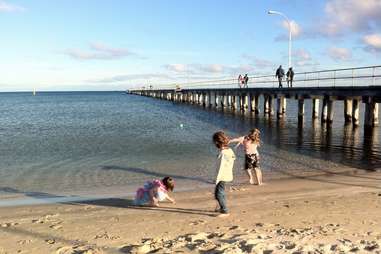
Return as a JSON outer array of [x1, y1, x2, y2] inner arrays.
[[121, 223, 381, 253]]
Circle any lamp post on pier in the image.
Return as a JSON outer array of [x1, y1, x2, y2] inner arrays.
[[268, 10, 292, 68]]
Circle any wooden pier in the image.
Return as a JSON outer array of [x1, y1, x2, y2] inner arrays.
[[129, 65, 381, 128]]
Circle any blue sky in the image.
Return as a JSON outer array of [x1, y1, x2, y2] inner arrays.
[[0, 0, 380, 91]]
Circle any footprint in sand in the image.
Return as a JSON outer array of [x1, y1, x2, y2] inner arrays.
[[56, 245, 103, 254], [45, 214, 60, 219], [94, 232, 120, 240], [32, 214, 61, 224], [229, 186, 246, 192], [84, 205, 96, 211], [32, 219, 44, 224], [110, 216, 119, 222], [17, 239, 33, 245], [50, 223, 63, 230], [1, 222, 18, 227], [189, 220, 207, 226], [45, 239, 56, 245]]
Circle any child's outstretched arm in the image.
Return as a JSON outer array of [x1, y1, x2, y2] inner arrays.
[[229, 136, 244, 144], [229, 136, 244, 149], [165, 193, 176, 204]]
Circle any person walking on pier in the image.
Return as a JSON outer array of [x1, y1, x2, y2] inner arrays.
[[243, 74, 249, 88], [275, 65, 285, 88], [286, 67, 294, 88], [238, 74, 244, 88], [229, 129, 263, 185]]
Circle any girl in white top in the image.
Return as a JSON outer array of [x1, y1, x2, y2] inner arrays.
[[213, 131, 236, 217], [229, 128, 263, 185]]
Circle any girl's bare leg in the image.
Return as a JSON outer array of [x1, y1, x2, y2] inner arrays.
[[246, 169, 255, 184], [254, 168, 263, 185]]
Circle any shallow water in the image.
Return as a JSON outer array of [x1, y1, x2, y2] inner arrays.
[[0, 92, 380, 204]]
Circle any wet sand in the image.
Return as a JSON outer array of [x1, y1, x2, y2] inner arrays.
[[0, 169, 381, 254]]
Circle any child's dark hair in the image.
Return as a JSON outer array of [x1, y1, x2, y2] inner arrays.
[[247, 128, 260, 144], [162, 177, 175, 192], [213, 131, 229, 149]]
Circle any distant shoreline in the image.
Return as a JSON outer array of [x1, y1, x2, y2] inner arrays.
[[0, 90, 125, 94]]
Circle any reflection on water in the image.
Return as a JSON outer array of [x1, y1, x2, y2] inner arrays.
[[0, 92, 380, 200], [363, 126, 380, 167], [212, 97, 381, 171]]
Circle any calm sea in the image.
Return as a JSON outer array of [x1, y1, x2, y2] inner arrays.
[[0, 91, 380, 205]]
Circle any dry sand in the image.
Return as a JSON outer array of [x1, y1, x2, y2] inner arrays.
[[0, 169, 381, 254]]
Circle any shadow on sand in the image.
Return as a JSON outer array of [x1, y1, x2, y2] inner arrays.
[[101, 165, 213, 184], [0, 186, 216, 216]]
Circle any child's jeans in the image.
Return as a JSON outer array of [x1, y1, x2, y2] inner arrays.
[[215, 181, 228, 213]]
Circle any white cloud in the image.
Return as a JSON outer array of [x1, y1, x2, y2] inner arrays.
[[64, 42, 136, 60], [279, 48, 316, 68], [90, 42, 130, 56], [234, 65, 257, 74], [88, 73, 173, 83], [164, 64, 188, 73], [326, 46, 352, 61], [363, 33, 381, 52], [0, 1, 25, 12], [275, 20, 302, 41], [164, 63, 228, 75], [293, 49, 311, 61], [320, 0, 381, 36], [115, 59, 315, 86], [291, 48, 320, 68], [163, 63, 265, 81], [242, 54, 273, 69], [198, 64, 224, 73], [282, 20, 301, 37]]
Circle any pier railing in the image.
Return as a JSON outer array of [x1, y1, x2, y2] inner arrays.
[[148, 65, 381, 90], [130, 65, 381, 128]]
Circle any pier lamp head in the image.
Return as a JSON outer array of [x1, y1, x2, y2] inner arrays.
[[268, 10, 282, 15]]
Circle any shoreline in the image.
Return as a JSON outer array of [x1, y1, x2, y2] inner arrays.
[[0, 162, 372, 207], [0, 169, 381, 253]]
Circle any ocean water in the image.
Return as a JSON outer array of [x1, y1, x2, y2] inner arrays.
[[0, 91, 380, 204]]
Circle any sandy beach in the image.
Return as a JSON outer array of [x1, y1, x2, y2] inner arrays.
[[0, 168, 381, 254], [2, 0, 381, 253]]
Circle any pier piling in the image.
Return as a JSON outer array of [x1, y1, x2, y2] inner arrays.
[[254, 95, 260, 114], [364, 98, 379, 127], [250, 94, 255, 112], [321, 98, 328, 123], [327, 99, 334, 124], [243, 94, 249, 110], [344, 99, 353, 123], [264, 96, 269, 114], [131, 79, 381, 131], [277, 96, 285, 118], [312, 98, 319, 119], [352, 99, 360, 126], [281, 97, 286, 113], [234, 95, 240, 111], [298, 98, 305, 120]]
